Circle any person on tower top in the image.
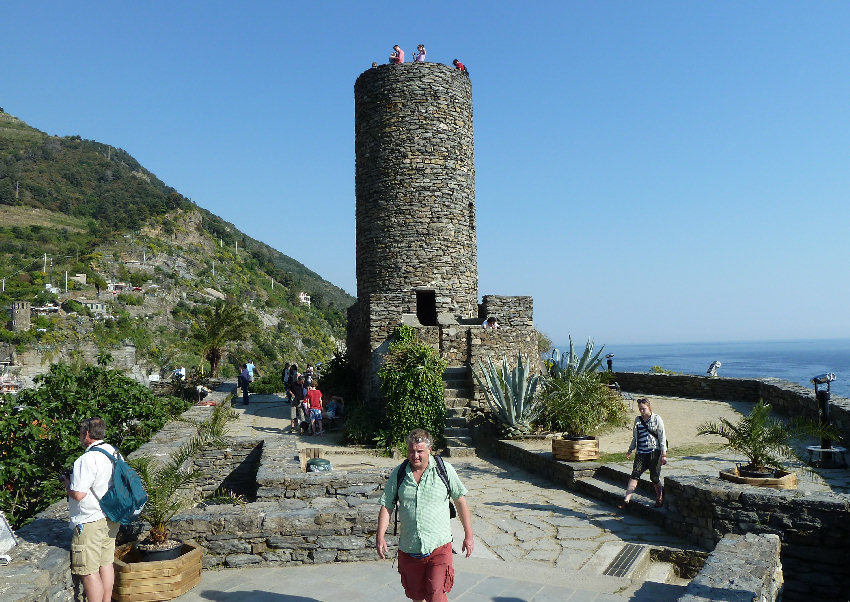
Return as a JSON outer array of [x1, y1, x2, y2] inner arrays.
[[390, 45, 404, 63], [452, 58, 468, 75]]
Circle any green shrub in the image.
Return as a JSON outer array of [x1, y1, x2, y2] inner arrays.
[[538, 372, 628, 437], [378, 325, 447, 450], [0, 363, 190, 528]]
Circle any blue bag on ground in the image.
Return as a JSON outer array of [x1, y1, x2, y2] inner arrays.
[[89, 446, 148, 524]]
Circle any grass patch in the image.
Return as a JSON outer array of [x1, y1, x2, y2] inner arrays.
[[598, 442, 727, 464]]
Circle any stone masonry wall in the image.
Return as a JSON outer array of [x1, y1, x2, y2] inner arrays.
[[354, 62, 478, 318]]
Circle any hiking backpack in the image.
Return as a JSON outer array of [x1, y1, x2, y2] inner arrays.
[[88, 446, 148, 525], [392, 455, 457, 531]]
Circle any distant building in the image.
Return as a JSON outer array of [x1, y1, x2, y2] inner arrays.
[[69, 273, 87, 285], [299, 292, 311, 306], [11, 301, 31, 332], [79, 300, 108, 314]]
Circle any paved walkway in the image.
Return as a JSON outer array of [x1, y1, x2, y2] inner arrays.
[[176, 385, 698, 601], [174, 384, 850, 600]]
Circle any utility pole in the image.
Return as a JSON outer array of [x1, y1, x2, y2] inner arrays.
[[212, 261, 215, 278], [235, 240, 238, 254], [65, 271, 68, 293], [43, 253, 47, 273], [1, 278, 5, 292], [15, 181, 19, 202]]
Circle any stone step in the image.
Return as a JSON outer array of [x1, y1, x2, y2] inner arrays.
[[596, 464, 660, 498], [445, 446, 477, 458], [443, 366, 469, 378], [445, 426, 470, 438], [573, 474, 667, 527], [445, 435, 472, 447], [446, 416, 467, 427], [443, 386, 472, 397], [446, 407, 471, 418], [445, 398, 472, 409]]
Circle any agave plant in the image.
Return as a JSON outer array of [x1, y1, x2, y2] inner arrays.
[[131, 401, 238, 545], [548, 336, 605, 380], [474, 353, 541, 438], [697, 400, 840, 473]]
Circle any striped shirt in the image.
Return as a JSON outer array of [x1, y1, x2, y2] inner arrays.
[[628, 414, 666, 455], [380, 456, 467, 555]]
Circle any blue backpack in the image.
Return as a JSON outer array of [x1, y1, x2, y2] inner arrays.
[[89, 446, 148, 525]]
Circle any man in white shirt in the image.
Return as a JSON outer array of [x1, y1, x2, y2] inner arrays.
[[59, 417, 120, 602]]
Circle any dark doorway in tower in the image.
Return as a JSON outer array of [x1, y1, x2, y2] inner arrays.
[[416, 290, 438, 326]]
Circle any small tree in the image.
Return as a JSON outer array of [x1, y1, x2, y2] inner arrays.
[[190, 301, 254, 376], [379, 326, 447, 451]]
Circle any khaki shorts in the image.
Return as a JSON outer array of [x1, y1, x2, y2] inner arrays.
[[70, 518, 119, 576]]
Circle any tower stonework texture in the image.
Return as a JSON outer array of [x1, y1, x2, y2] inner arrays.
[[348, 63, 539, 407], [355, 63, 477, 314]]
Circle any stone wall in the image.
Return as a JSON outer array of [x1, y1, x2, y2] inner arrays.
[[489, 438, 847, 601], [614, 372, 850, 450], [665, 475, 850, 600], [354, 63, 477, 317], [679, 534, 783, 602]]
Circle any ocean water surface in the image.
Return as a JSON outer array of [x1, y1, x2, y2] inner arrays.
[[559, 339, 850, 399]]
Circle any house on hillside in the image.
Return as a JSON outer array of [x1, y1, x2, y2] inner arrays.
[[298, 292, 311, 306]]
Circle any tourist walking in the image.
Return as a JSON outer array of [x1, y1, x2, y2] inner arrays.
[[239, 364, 251, 405], [620, 398, 667, 509], [376, 428, 474, 602], [59, 417, 121, 602]]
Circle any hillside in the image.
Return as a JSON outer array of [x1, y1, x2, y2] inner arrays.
[[0, 109, 354, 380]]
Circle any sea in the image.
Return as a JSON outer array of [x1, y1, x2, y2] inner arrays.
[[559, 338, 850, 399]]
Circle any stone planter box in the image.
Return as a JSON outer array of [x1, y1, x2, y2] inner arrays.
[[113, 540, 202, 602], [552, 436, 599, 461], [719, 467, 797, 490]]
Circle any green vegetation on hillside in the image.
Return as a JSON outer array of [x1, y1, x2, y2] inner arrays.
[[0, 110, 354, 377]]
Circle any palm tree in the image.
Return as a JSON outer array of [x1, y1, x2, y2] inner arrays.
[[190, 301, 254, 376], [697, 400, 840, 473]]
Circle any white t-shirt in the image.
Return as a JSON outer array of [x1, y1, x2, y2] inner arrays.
[[69, 441, 118, 527]]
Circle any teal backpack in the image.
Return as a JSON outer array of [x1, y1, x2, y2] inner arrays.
[[89, 446, 148, 525]]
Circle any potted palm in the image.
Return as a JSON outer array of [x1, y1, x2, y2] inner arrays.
[[697, 400, 840, 489], [540, 339, 627, 461], [113, 402, 237, 602]]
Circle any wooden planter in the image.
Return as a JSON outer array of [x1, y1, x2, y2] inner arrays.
[[113, 540, 203, 602], [553, 436, 599, 461], [719, 467, 797, 490]]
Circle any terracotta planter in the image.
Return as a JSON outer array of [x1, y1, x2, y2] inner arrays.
[[719, 467, 797, 490], [113, 540, 203, 602], [552, 436, 599, 461]]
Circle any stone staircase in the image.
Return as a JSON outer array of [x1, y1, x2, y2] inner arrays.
[[573, 463, 669, 527], [442, 366, 476, 458]]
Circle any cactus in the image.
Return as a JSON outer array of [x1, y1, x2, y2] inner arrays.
[[549, 336, 604, 379], [474, 353, 541, 438]]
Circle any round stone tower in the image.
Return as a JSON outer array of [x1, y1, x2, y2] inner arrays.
[[354, 62, 477, 319]]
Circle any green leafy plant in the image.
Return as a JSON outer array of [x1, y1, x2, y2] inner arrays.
[[650, 365, 680, 375], [0, 363, 190, 528], [697, 400, 840, 473], [378, 326, 447, 450], [190, 301, 255, 376], [130, 401, 237, 544], [548, 336, 605, 379], [473, 353, 541, 438], [538, 371, 627, 438]]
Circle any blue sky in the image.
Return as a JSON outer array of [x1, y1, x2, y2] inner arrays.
[[3, 2, 849, 346]]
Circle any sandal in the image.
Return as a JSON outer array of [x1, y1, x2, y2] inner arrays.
[[617, 500, 629, 510], [654, 499, 663, 508]]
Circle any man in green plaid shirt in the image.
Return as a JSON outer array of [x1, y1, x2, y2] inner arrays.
[[376, 428, 474, 602]]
